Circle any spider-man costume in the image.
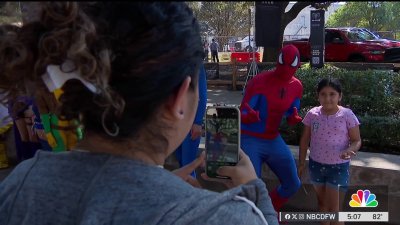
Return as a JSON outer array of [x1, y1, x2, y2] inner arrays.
[[240, 44, 303, 213]]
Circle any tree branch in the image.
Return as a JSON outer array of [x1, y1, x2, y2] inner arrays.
[[283, 2, 313, 25]]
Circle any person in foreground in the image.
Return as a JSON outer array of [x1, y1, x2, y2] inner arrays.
[[0, 2, 278, 225], [298, 78, 362, 225]]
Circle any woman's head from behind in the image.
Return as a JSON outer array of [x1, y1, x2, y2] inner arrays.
[[0, 2, 203, 157]]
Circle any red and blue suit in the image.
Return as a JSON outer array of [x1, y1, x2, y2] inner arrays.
[[240, 44, 303, 213]]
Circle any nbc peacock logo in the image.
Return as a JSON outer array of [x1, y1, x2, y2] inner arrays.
[[349, 189, 378, 207]]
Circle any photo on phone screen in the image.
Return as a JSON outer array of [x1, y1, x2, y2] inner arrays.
[[205, 106, 240, 179]]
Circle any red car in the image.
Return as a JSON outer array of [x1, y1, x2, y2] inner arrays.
[[356, 27, 400, 48], [284, 27, 400, 62]]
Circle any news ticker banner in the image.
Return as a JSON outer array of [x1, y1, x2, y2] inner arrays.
[[280, 185, 389, 222], [279, 212, 389, 222]]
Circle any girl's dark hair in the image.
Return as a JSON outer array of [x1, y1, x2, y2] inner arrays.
[[0, 2, 204, 143], [317, 77, 342, 95]]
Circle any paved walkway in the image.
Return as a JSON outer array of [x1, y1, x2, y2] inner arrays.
[[206, 87, 243, 107]]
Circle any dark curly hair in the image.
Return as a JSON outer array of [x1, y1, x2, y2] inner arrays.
[[0, 2, 204, 147]]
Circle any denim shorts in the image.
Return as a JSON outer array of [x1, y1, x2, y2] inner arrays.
[[309, 157, 350, 191]]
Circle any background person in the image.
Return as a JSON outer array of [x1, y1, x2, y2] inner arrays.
[[298, 77, 361, 225], [210, 38, 219, 63], [203, 41, 209, 62], [0, 2, 278, 225]]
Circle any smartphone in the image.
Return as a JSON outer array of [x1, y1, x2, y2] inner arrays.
[[205, 105, 240, 179]]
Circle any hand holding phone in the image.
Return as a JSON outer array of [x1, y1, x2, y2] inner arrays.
[[202, 149, 258, 188], [205, 106, 240, 179]]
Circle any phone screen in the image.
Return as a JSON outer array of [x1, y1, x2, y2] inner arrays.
[[205, 106, 240, 179]]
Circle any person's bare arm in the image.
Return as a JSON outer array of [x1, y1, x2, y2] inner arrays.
[[298, 125, 311, 178], [340, 125, 362, 160]]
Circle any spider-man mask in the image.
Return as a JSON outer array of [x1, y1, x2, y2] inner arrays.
[[275, 44, 301, 81]]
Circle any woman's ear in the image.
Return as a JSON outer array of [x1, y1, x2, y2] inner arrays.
[[167, 76, 192, 120]]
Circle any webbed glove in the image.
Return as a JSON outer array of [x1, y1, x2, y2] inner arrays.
[[287, 107, 302, 126], [241, 103, 261, 124]]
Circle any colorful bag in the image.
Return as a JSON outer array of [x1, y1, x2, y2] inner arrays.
[[0, 123, 13, 169]]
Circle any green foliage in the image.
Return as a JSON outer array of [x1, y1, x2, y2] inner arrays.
[[327, 2, 400, 32], [281, 66, 400, 154], [187, 1, 254, 52], [359, 116, 400, 151], [187, 1, 253, 38], [296, 66, 400, 117]]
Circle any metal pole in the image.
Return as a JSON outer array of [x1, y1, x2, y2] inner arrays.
[[243, 6, 259, 95], [248, 8, 251, 52], [252, 5, 256, 62]]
